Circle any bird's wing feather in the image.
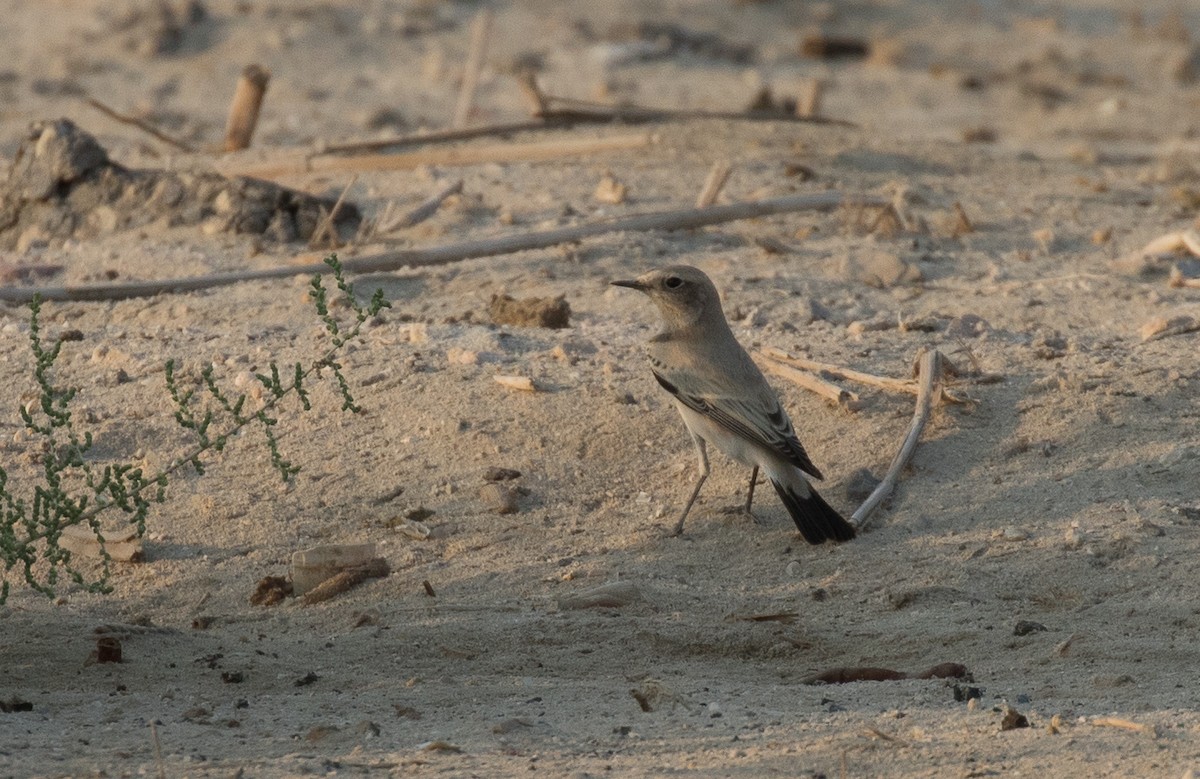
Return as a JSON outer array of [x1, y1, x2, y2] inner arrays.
[[652, 368, 824, 480]]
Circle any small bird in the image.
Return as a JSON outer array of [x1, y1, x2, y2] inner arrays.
[[611, 265, 855, 543]]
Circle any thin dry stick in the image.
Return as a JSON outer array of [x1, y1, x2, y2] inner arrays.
[[83, 97, 195, 152], [515, 72, 549, 115], [219, 132, 655, 180], [317, 120, 554, 155], [222, 64, 270, 152], [315, 81, 856, 156], [695, 161, 732, 208], [150, 721, 166, 779], [308, 175, 359, 249], [762, 347, 918, 395], [452, 9, 494, 127], [1091, 716, 1157, 736], [756, 351, 857, 407], [796, 79, 823, 118], [851, 349, 945, 531], [0, 190, 887, 303], [376, 179, 464, 235], [534, 91, 857, 127]]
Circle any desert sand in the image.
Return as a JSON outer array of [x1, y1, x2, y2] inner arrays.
[[3, 1, 1200, 777]]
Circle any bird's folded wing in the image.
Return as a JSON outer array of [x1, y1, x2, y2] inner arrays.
[[652, 369, 824, 480]]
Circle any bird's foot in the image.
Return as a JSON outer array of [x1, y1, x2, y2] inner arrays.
[[720, 504, 767, 525]]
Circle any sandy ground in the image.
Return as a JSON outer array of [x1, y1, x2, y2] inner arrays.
[[3, 1, 1200, 776]]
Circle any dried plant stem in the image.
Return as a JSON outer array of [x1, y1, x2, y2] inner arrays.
[[317, 121, 554, 155], [529, 89, 856, 127], [84, 96, 195, 152], [0, 190, 887, 303], [375, 179, 464, 236], [452, 9, 494, 127], [851, 349, 946, 531], [695, 161, 732, 208], [762, 347, 918, 395], [150, 721, 166, 779], [316, 79, 856, 157], [302, 558, 390, 605], [756, 351, 857, 407], [222, 64, 270, 152], [308, 175, 359, 249], [1091, 716, 1158, 736], [796, 79, 823, 118], [220, 132, 654, 180]]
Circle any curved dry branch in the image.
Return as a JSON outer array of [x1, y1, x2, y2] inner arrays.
[[851, 349, 946, 531], [0, 190, 887, 303]]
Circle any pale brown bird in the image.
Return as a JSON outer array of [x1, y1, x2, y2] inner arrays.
[[612, 265, 855, 543]]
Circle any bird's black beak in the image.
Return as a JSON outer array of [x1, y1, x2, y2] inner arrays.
[[610, 279, 646, 291]]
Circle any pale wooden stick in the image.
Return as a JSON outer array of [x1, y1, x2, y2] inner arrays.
[[315, 79, 856, 157], [219, 132, 655, 180], [84, 96, 195, 152], [308, 174, 358, 249], [851, 349, 945, 530], [376, 179, 464, 235], [762, 347, 918, 395], [515, 72, 549, 115], [539, 92, 857, 127], [796, 79, 823, 119], [150, 721, 166, 779], [301, 558, 390, 605], [695, 161, 732, 208], [452, 9, 493, 127], [756, 351, 858, 407], [222, 64, 270, 152], [319, 121, 554, 155], [0, 190, 887, 303], [1091, 716, 1158, 737]]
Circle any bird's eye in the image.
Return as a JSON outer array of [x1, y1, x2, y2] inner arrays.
[[664, 276, 683, 289]]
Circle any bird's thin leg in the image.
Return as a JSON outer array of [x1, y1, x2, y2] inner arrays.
[[672, 435, 709, 536], [743, 465, 760, 516]]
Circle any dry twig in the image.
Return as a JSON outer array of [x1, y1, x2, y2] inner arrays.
[[796, 79, 823, 118], [762, 347, 917, 395], [527, 86, 857, 127], [222, 64, 270, 152], [318, 120, 557, 155], [308, 175, 358, 249], [375, 179, 464, 236], [83, 96, 195, 152], [301, 558, 390, 605], [695, 161, 733, 208], [150, 722, 166, 779], [850, 349, 947, 531], [452, 9, 494, 127], [757, 351, 858, 408], [0, 190, 887, 303], [219, 132, 655, 180], [317, 76, 857, 157], [1140, 314, 1200, 342], [1091, 716, 1158, 737]]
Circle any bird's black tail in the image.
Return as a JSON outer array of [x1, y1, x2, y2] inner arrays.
[[771, 478, 856, 544]]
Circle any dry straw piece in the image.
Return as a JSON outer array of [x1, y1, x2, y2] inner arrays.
[[452, 9, 494, 127], [222, 64, 270, 152], [0, 190, 887, 303], [695, 160, 732, 208], [220, 132, 655, 180], [850, 349, 948, 530]]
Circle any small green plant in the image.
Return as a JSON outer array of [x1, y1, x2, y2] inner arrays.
[[0, 254, 388, 602]]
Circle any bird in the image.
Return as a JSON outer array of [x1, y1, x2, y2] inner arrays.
[[611, 265, 855, 543]]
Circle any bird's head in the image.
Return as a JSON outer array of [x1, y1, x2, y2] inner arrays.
[[610, 265, 724, 331]]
